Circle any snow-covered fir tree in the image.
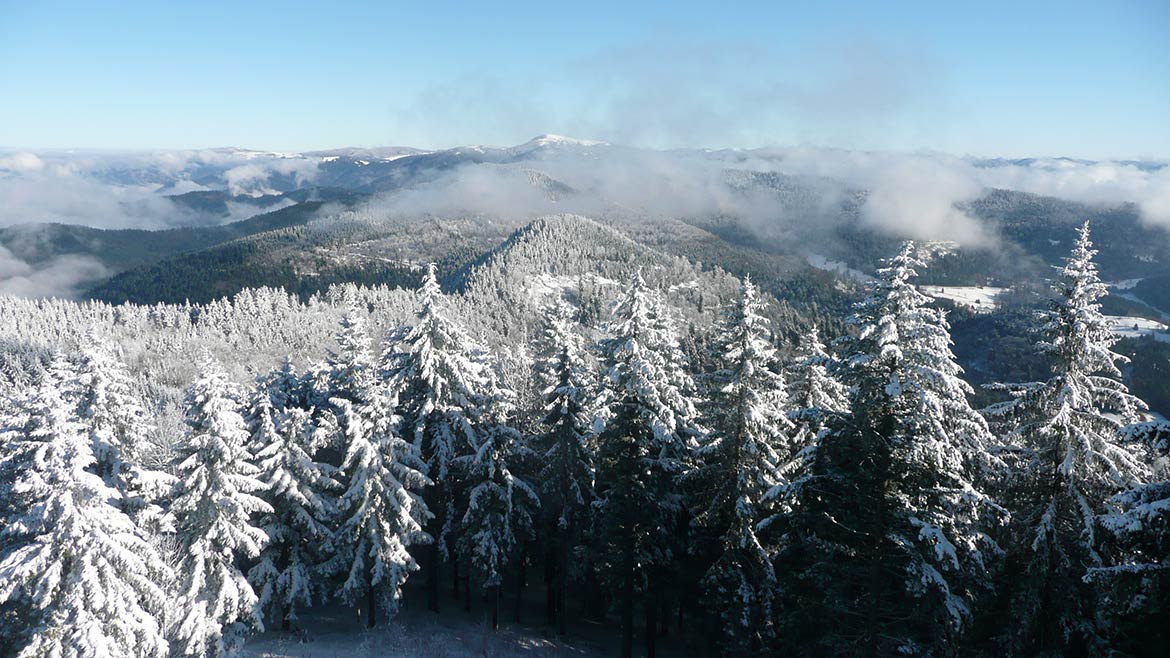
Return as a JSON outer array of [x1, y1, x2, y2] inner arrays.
[[984, 222, 1150, 656], [316, 302, 435, 627], [330, 384, 431, 628], [784, 325, 849, 436], [594, 271, 701, 658], [71, 335, 151, 486], [0, 356, 171, 658], [244, 358, 306, 457], [762, 325, 850, 521], [171, 355, 271, 658], [248, 400, 341, 631], [1092, 420, 1170, 654], [784, 242, 1004, 656], [326, 304, 377, 407], [457, 415, 540, 630], [71, 334, 173, 527], [690, 277, 791, 656], [383, 263, 499, 612], [533, 300, 597, 635]]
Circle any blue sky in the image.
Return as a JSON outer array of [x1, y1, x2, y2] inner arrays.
[[1, 1, 1167, 157]]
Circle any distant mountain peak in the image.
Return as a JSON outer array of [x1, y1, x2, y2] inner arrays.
[[513, 134, 607, 150]]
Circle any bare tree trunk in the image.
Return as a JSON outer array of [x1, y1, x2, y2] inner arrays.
[[545, 545, 557, 626], [645, 574, 657, 658], [558, 535, 570, 636], [489, 584, 501, 631], [366, 584, 377, 629], [464, 571, 472, 612], [621, 543, 634, 658], [426, 543, 439, 613], [515, 542, 527, 623], [453, 550, 461, 601]]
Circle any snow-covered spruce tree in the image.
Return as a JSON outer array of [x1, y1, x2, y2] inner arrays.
[[244, 358, 308, 460], [330, 384, 431, 628], [248, 401, 341, 631], [315, 303, 380, 484], [457, 412, 540, 630], [762, 325, 851, 524], [327, 304, 378, 407], [784, 325, 849, 438], [317, 301, 433, 628], [72, 334, 173, 526], [785, 243, 1003, 656], [0, 356, 171, 658], [534, 301, 597, 635], [594, 271, 700, 658], [171, 355, 271, 658], [384, 263, 497, 612], [984, 222, 1149, 656], [1093, 420, 1170, 655], [689, 277, 791, 656]]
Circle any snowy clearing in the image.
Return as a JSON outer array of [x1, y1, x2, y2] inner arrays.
[[921, 286, 1007, 312], [1108, 279, 1170, 321], [1104, 315, 1170, 342], [524, 272, 620, 302]]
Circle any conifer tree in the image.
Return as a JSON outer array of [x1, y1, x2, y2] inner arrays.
[[594, 271, 700, 658], [458, 416, 540, 630], [0, 357, 171, 658], [248, 402, 340, 631], [784, 325, 849, 436], [71, 336, 151, 486], [71, 335, 173, 526], [691, 277, 791, 655], [534, 301, 596, 635], [330, 385, 431, 628], [328, 305, 377, 407], [171, 356, 271, 658], [384, 263, 498, 612], [785, 243, 1003, 656], [985, 222, 1149, 655], [317, 302, 436, 627], [763, 326, 850, 522], [1094, 421, 1169, 655]]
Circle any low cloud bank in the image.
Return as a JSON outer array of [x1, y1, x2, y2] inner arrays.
[[0, 244, 108, 299], [360, 145, 1169, 250], [0, 149, 321, 230], [1, 141, 1166, 298]]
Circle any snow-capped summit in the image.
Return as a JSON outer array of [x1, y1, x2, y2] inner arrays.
[[509, 134, 608, 153]]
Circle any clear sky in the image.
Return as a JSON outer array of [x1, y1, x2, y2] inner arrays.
[[1, 0, 1167, 158]]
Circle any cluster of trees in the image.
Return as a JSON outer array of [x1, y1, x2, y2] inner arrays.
[[1, 224, 1167, 658]]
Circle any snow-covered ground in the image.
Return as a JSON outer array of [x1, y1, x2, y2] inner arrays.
[[244, 607, 605, 658], [921, 286, 1007, 312], [1104, 315, 1170, 342], [524, 272, 619, 302], [243, 599, 700, 658], [1108, 279, 1170, 321]]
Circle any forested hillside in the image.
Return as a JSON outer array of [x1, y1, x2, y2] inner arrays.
[[1, 216, 1167, 657]]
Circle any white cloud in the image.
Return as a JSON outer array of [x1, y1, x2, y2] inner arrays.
[[0, 152, 45, 172], [223, 157, 319, 196], [974, 160, 1170, 228], [0, 244, 108, 298]]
